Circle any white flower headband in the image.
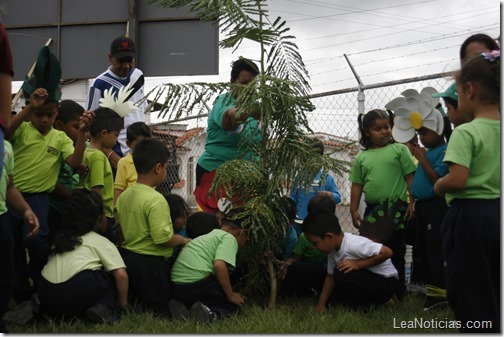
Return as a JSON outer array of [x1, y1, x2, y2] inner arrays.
[[385, 87, 444, 143]]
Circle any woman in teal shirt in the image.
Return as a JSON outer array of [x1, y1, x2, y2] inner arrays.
[[194, 58, 261, 212]]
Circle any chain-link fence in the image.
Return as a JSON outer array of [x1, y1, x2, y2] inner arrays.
[[151, 72, 454, 233]]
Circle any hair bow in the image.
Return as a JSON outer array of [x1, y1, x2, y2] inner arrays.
[[482, 50, 500, 62]]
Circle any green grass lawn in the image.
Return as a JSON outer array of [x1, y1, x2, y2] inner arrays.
[[10, 292, 457, 334]]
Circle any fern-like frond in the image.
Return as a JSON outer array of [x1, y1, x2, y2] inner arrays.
[[266, 17, 310, 94], [144, 82, 232, 121]]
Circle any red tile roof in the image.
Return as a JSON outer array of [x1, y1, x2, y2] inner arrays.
[[151, 127, 205, 149]]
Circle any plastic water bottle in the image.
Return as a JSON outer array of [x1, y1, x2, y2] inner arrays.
[[404, 244, 413, 285]]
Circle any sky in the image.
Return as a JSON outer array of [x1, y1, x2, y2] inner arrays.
[[11, 0, 501, 126], [143, 0, 501, 93]]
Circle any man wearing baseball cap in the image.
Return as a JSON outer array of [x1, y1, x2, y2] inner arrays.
[[86, 36, 147, 169]]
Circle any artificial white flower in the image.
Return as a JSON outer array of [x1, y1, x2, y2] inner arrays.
[[99, 83, 136, 117], [385, 87, 444, 143]]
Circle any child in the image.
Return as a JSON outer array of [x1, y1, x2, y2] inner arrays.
[[303, 210, 398, 311], [48, 100, 86, 242], [37, 189, 128, 325], [79, 107, 123, 243], [163, 193, 192, 260], [6, 46, 93, 303], [432, 83, 465, 127], [349, 109, 416, 299], [163, 193, 191, 237], [113, 121, 152, 206], [434, 50, 500, 333], [185, 211, 221, 239], [279, 195, 333, 298], [0, 140, 39, 331], [280, 197, 298, 260], [290, 138, 341, 235], [116, 138, 190, 316], [392, 104, 450, 311], [169, 212, 248, 323]]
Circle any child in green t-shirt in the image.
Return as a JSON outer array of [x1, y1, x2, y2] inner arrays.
[[169, 212, 248, 323], [116, 138, 190, 316], [278, 195, 333, 297], [79, 107, 123, 243], [434, 50, 500, 333], [38, 189, 128, 325], [48, 100, 86, 242], [0, 140, 39, 330], [6, 46, 93, 303]]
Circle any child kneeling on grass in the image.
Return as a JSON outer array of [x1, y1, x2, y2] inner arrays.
[[169, 211, 248, 323], [37, 189, 128, 325], [303, 210, 398, 311]]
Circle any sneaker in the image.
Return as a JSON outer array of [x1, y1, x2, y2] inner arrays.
[[190, 302, 217, 323], [423, 297, 449, 312], [407, 284, 427, 294], [85, 303, 118, 325], [169, 299, 191, 321], [386, 294, 400, 306], [3, 296, 38, 325], [31, 293, 41, 315]]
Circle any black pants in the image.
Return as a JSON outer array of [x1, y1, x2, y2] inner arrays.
[[120, 248, 172, 316], [364, 204, 406, 298], [441, 198, 500, 333], [281, 261, 326, 297], [415, 197, 447, 291], [172, 275, 239, 316], [0, 213, 13, 332], [10, 193, 50, 303], [37, 269, 117, 318], [329, 268, 398, 310]]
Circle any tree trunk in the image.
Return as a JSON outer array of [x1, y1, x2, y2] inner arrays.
[[267, 255, 277, 308]]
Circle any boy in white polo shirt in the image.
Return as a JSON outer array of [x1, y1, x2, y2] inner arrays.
[[303, 210, 399, 311]]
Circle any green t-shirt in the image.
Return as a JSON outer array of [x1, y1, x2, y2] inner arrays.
[[116, 183, 175, 258], [349, 143, 416, 204], [10, 122, 74, 193], [292, 233, 327, 266], [41, 231, 125, 283], [171, 229, 238, 284], [443, 118, 500, 206], [49, 162, 79, 213], [79, 148, 114, 217], [197, 93, 261, 172], [0, 141, 14, 215]]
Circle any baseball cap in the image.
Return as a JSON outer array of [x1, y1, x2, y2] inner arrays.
[[432, 82, 458, 102], [110, 37, 136, 59]]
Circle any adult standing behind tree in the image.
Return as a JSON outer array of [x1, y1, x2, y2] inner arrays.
[[194, 58, 261, 213], [86, 37, 147, 170]]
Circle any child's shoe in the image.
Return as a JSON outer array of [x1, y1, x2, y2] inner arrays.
[[85, 302, 118, 325], [190, 301, 218, 323], [423, 297, 449, 312], [3, 294, 40, 325], [169, 299, 191, 321]]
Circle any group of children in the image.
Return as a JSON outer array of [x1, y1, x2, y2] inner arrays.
[[345, 33, 500, 333], [0, 33, 500, 333]]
